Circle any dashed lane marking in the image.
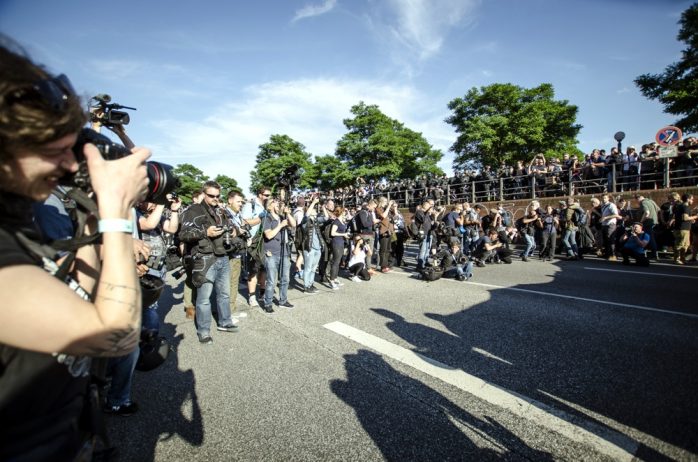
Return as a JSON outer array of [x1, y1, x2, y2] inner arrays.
[[324, 321, 638, 461]]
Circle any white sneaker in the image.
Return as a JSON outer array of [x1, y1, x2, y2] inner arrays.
[[330, 281, 340, 290], [351, 276, 363, 283], [232, 312, 248, 318], [248, 297, 258, 307], [334, 280, 345, 287]]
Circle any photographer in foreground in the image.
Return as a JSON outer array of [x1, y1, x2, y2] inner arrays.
[[619, 223, 650, 266], [0, 41, 148, 459]]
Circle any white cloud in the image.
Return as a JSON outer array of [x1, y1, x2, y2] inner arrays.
[[292, 0, 338, 23], [383, 0, 480, 60], [154, 78, 454, 194]]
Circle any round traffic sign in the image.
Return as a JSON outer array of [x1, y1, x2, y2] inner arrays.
[[655, 126, 682, 147]]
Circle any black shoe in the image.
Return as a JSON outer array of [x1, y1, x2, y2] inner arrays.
[[456, 275, 465, 281], [198, 334, 213, 344], [475, 260, 485, 268], [305, 286, 319, 294], [216, 324, 239, 333], [522, 256, 528, 262], [262, 304, 275, 313], [103, 402, 138, 416], [279, 301, 294, 309], [622, 258, 630, 265]]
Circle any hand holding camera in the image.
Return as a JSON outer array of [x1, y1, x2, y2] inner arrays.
[[207, 225, 224, 237]]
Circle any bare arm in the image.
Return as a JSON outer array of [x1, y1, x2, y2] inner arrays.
[[0, 144, 149, 356]]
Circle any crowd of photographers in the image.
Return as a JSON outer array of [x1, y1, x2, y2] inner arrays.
[[2, 35, 698, 461], [318, 141, 698, 208]]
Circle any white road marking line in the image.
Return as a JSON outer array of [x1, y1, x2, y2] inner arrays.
[[392, 271, 697, 319], [471, 347, 513, 365], [464, 281, 698, 319], [583, 266, 698, 279], [324, 321, 638, 461]]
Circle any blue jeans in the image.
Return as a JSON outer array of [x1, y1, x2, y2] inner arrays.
[[302, 247, 321, 289], [562, 229, 578, 256], [195, 256, 232, 336], [264, 252, 291, 306], [143, 301, 160, 334], [443, 261, 473, 279], [106, 347, 139, 407], [417, 234, 432, 269], [522, 234, 536, 257]]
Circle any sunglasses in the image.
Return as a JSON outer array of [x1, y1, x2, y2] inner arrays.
[[262, 193, 271, 198], [5, 74, 76, 112], [205, 193, 221, 199]]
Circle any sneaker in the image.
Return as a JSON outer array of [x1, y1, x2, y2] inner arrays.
[[278, 301, 294, 309], [262, 304, 275, 313], [294, 271, 303, 279], [456, 274, 465, 281], [330, 281, 340, 290], [198, 334, 213, 344], [521, 256, 528, 262], [305, 286, 319, 294], [103, 402, 138, 416], [232, 311, 248, 318], [351, 276, 363, 283], [334, 280, 345, 286], [216, 324, 239, 333], [475, 260, 485, 268], [248, 297, 259, 307]]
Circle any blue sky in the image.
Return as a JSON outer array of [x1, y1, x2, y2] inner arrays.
[[1, 0, 693, 194]]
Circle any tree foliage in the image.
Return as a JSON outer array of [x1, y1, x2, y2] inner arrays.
[[308, 154, 354, 190], [214, 174, 241, 197], [173, 163, 208, 202], [250, 134, 313, 195], [335, 102, 443, 181], [445, 83, 581, 170], [635, 3, 698, 132]]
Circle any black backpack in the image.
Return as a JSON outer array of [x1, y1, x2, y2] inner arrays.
[[350, 210, 369, 234], [573, 207, 588, 226], [420, 266, 443, 281], [322, 220, 334, 245]]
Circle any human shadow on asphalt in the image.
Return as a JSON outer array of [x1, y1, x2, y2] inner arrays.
[[369, 259, 698, 461], [106, 279, 204, 461], [331, 350, 554, 461]]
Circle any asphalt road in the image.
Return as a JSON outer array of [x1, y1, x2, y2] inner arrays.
[[107, 244, 698, 461]]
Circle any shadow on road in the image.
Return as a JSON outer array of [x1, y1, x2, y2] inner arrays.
[[331, 349, 554, 461], [106, 280, 204, 461], [357, 259, 698, 460]]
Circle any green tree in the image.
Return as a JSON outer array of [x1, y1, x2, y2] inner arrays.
[[250, 134, 313, 195], [309, 154, 354, 190], [635, 3, 698, 132], [214, 174, 241, 197], [173, 163, 209, 202], [445, 83, 581, 170], [335, 102, 443, 181]]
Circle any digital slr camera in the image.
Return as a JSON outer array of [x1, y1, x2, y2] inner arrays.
[[63, 128, 180, 204]]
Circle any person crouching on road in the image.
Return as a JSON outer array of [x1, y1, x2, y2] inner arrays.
[[347, 235, 372, 282], [620, 222, 650, 266], [434, 238, 473, 281]]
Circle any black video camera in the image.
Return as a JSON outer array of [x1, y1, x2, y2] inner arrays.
[[63, 128, 180, 204], [89, 94, 136, 127]]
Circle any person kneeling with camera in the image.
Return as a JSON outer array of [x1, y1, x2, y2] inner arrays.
[[620, 223, 650, 267], [434, 238, 474, 281]]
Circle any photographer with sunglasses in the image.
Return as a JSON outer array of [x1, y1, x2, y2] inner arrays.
[[0, 39, 150, 459], [179, 181, 239, 344]]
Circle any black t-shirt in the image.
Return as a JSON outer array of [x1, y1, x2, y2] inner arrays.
[[674, 203, 692, 231], [0, 225, 91, 459]]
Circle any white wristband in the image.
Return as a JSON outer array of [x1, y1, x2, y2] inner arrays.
[[98, 218, 134, 234]]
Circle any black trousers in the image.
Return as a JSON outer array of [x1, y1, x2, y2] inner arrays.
[[379, 234, 392, 269]]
